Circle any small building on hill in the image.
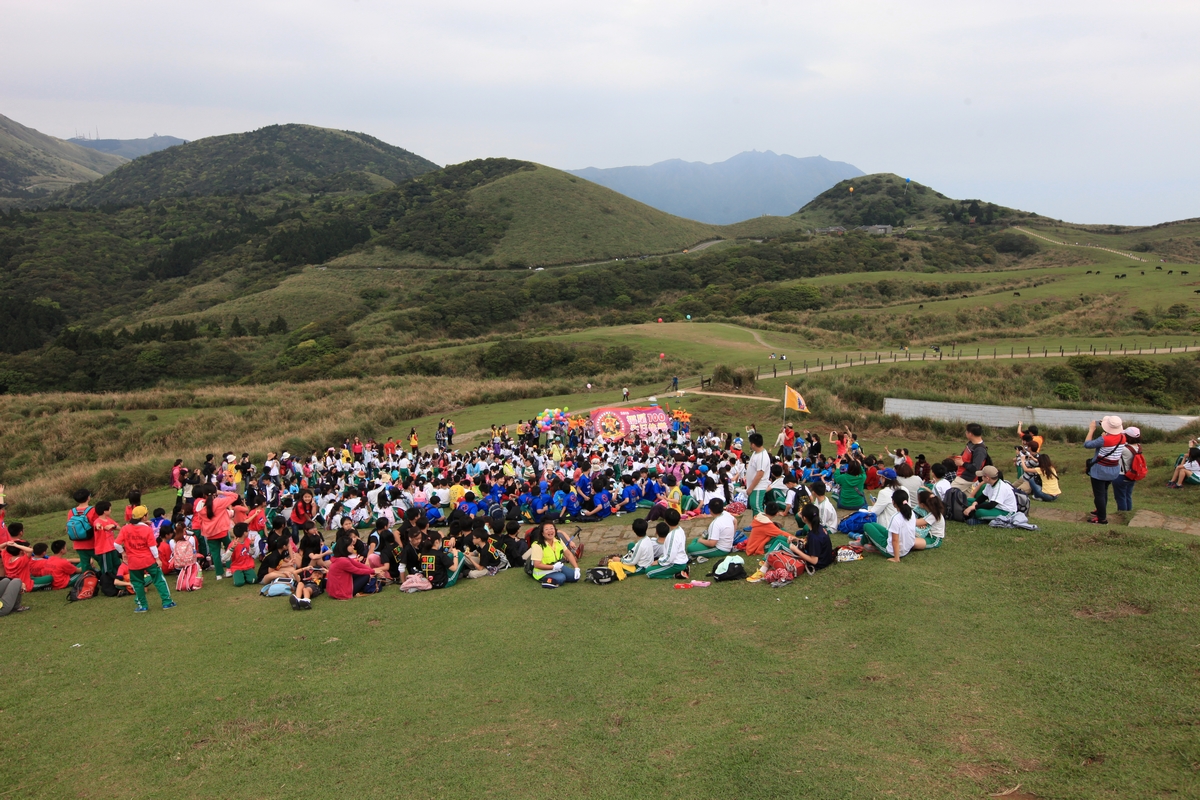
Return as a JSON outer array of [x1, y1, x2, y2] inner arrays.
[[856, 224, 893, 235]]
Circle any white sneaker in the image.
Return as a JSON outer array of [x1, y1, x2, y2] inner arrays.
[[215, 575, 222, 581]]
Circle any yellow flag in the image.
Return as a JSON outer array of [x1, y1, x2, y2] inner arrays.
[[784, 385, 809, 412]]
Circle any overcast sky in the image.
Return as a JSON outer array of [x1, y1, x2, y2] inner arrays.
[[3, 0, 1197, 224]]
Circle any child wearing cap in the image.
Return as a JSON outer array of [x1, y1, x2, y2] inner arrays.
[[963, 466, 1018, 523], [115, 506, 176, 612]]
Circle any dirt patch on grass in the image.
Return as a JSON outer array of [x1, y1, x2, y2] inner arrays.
[[1073, 602, 1149, 621]]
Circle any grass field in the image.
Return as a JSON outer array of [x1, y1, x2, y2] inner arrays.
[[4, 500, 1199, 799]]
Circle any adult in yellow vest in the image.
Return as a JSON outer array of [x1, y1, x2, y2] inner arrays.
[[530, 523, 580, 588]]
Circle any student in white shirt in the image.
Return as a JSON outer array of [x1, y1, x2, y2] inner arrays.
[[808, 482, 839, 533], [686, 500, 736, 558], [646, 509, 689, 579], [745, 433, 771, 515], [622, 518, 658, 572], [931, 463, 952, 501], [862, 490, 918, 561]]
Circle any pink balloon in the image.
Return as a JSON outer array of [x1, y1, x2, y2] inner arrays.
[[657, 318, 663, 323], [659, 353, 665, 359]]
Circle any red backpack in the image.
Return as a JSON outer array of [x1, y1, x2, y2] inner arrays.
[[68, 570, 99, 602], [1125, 448, 1148, 481]]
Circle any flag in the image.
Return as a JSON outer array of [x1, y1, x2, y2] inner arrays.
[[784, 385, 809, 413]]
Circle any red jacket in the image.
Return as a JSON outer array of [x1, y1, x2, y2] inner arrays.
[[326, 556, 374, 600]]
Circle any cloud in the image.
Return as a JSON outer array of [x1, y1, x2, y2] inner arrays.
[[1, 0, 1197, 223]]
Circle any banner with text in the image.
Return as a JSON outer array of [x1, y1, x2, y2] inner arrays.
[[590, 407, 671, 440]]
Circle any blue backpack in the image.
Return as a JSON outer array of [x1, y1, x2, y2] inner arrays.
[[67, 507, 94, 542], [837, 511, 876, 535], [260, 579, 293, 597]]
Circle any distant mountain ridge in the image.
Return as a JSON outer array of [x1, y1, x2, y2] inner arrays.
[[70, 135, 187, 160], [568, 151, 864, 224], [0, 113, 128, 199]]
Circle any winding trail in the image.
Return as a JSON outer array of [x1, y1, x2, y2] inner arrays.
[[1014, 226, 1148, 263]]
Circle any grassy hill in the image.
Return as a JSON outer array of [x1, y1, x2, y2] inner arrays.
[[58, 124, 440, 206], [0, 113, 128, 199], [790, 173, 1042, 230]]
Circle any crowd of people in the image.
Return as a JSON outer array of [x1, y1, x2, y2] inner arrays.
[[0, 406, 1185, 614]]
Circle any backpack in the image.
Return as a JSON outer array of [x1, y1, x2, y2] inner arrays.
[[586, 567, 616, 585], [68, 570, 99, 601], [710, 555, 746, 582], [943, 487, 970, 522], [837, 511, 876, 535], [1008, 482, 1030, 515], [1125, 450, 1148, 482], [67, 508, 94, 542], [260, 579, 294, 597]]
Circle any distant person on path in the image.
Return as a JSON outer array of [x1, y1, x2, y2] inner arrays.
[[672, 376, 679, 391], [622, 387, 629, 401]]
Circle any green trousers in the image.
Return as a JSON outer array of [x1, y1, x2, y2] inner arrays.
[[686, 540, 729, 558], [232, 569, 257, 586], [763, 535, 792, 554], [75, 548, 95, 572], [862, 522, 891, 554], [200, 535, 231, 577], [130, 564, 172, 609], [748, 490, 767, 515], [97, 551, 121, 573], [646, 562, 688, 579]]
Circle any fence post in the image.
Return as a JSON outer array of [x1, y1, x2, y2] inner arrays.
[[757, 366, 761, 379], [773, 365, 777, 378], [1043, 347, 1047, 357], [790, 362, 794, 375], [1010, 347, 1013, 358]]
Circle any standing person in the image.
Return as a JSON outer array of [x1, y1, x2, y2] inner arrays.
[[1112, 427, 1143, 510], [115, 506, 176, 612], [91, 501, 121, 577], [672, 376, 679, 391], [65, 488, 97, 572], [194, 485, 238, 580], [745, 433, 770, 517], [1084, 416, 1126, 525], [446, 420, 455, 447], [408, 428, 419, 455], [951, 423, 990, 492], [622, 387, 630, 402]]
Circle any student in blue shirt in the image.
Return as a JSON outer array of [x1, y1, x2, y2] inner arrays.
[[530, 486, 555, 522], [563, 482, 583, 519], [617, 476, 641, 513], [582, 480, 614, 519], [456, 491, 480, 520]]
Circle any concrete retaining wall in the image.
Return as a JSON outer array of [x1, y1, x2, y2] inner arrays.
[[882, 398, 1198, 432]]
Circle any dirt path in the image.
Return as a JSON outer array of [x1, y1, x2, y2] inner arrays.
[[543, 239, 724, 271], [1014, 226, 1148, 263]]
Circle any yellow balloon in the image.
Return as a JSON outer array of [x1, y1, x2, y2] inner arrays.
[[563, 407, 569, 412]]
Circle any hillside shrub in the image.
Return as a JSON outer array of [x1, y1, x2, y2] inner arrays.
[[1053, 382, 1081, 400]]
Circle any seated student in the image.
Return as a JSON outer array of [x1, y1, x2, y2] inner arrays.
[[787, 504, 835, 571], [622, 518, 658, 574], [645, 509, 689, 580], [686, 498, 736, 558], [930, 463, 952, 500], [27, 542, 60, 590], [468, 522, 508, 575], [290, 563, 326, 610], [868, 469, 901, 528], [807, 483, 839, 535], [1168, 446, 1200, 488], [895, 462, 924, 498], [1020, 454, 1061, 501], [913, 490, 945, 549], [580, 480, 614, 520], [498, 520, 529, 569], [861, 490, 918, 561], [421, 530, 466, 589], [1, 536, 35, 591], [745, 502, 794, 556], [424, 495, 445, 526], [641, 472, 663, 507], [833, 460, 867, 510], [530, 522, 581, 588], [964, 466, 1018, 523], [616, 476, 641, 514], [445, 527, 486, 580], [257, 537, 297, 584], [226, 523, 259, 586], [454, 492, 481, 524], [327, 537, 387, 599], [529, 487, 557, 523], [41, 540, 81, 590], [0, 574, 29, 616]]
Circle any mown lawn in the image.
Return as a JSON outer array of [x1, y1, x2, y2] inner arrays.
[[1, 516, 1197, 800]]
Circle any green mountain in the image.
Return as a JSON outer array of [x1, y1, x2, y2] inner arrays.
[[59, 124, 440, 206], [69, 134, 187, 160], [791, 173, 1039, 229], [0, 113, 128, 199]]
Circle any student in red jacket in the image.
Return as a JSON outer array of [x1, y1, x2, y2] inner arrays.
[[115, 506, 176, 612], [194, 485, 238, 580], [43, 540, 81, 589], [2, 537, 35, 591], [325, 538, 386, 600], [226, 523, 258, 586], [66, 488, 99, 572], [92, 501, 121, 576]]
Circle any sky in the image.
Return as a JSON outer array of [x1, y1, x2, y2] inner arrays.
[[2, 0, 1198, 225]]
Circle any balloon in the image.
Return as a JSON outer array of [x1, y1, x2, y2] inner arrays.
[[563, 407, 569, 412], [686, 314, 691, 320], [659, 353, 665, 359], [657, 317, 663, 323], [849, 186, 854, 194], [905, 177, 911, 183]]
